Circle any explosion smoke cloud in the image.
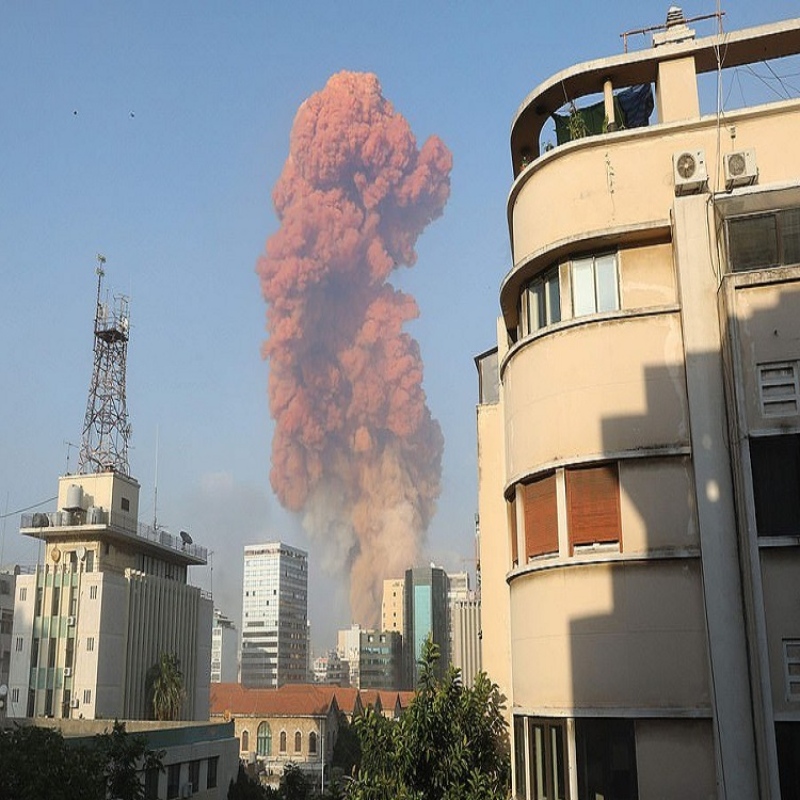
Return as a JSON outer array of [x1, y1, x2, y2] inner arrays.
[[256, 71, 451, 626]]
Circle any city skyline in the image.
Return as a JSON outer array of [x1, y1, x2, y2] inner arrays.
[[1, 2, 795, 649]]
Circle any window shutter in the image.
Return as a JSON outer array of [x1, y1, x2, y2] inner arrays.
[[522, 474, 558, 559], [566, 464, 621, 551]]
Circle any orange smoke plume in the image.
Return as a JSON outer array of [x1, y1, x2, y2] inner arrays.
[[256, 71, 451, 626]]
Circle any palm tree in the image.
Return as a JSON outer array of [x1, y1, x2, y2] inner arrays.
[[146, 652, 186, 721]]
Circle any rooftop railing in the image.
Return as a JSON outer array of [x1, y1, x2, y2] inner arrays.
[[20, 510, 207, 562]]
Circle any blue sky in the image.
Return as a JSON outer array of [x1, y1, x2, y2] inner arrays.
[[1, 2, 797, 650]]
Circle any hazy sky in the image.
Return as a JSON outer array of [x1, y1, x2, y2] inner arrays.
[[1, 2, 796, 651]]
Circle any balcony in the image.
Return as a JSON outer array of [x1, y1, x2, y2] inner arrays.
[[20, 510, 207, 564]]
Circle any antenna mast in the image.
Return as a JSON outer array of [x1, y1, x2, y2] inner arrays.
[[77, 254, 132, 475]]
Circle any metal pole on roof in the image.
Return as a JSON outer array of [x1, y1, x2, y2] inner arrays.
[[320, 717, 325, 794]]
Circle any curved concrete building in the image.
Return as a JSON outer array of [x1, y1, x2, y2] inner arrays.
[[477, 13, 800, 800]]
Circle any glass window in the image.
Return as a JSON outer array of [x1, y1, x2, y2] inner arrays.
[[280, 730, 287, 752], [167, 763, 181, 799], [513, 717, 527, 799], [241, 730, 249, 752], [572, 253, 620, 317], [257, 722, 272, 756], [728, 207, 800, 272], [295, 731, 302, 752], [207, 756, 218, 790], [521, 267, 561, 336], [576, 718, 637, 800], [189, 760, 200, 793], [309, 731, 317, 754], [750, 434, 800, 536], [145, 767, 160, 800]]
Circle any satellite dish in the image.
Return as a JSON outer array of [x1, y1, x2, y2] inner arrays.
[[179, 530, 193, 546], [77, 546, 86, 561], [0, 685, 8, 698], [51, 547, 61, 563]]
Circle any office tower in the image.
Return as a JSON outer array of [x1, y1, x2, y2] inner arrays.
[[403, 565, 448, 687], [476, 12, 800, 799], [358, 629, 402, 690], [240, 543, 308, 688], [211, 609, 238, 684]]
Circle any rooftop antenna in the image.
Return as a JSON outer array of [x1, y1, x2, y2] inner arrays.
[[77, 254, 132, 475], [63, 440, 78, 474], [153, 426, 159, 529]]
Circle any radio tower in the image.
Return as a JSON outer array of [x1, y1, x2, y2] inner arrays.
[[77, 254, 132, 475]]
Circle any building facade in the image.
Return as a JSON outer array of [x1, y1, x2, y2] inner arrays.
[[403, 565, 448, 687], [240, 543, 308, 688], [9, 472, 211, 721], [451, 595, 482, 689], [358, 629, 402, 690], [211, 609, 238, 684], [381, 577, 405, 635], [477, 13, 800, 800], [0, 571, 15, 719]]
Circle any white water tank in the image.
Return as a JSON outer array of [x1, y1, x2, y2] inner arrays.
[[64, 484, 83, 511]]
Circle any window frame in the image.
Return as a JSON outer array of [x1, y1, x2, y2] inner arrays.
[[522, 473, 559, 560], [520, 265, 561, 337], [571, 252, 620, 317], [566, 463, 622, 553], [726, 206, 800, 272], [256, 721, 272, 757]]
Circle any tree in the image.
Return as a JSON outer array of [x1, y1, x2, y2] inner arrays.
[[347, 637, 510, 800], [0, 720, 163, 800], [146, 651, 186, 721]]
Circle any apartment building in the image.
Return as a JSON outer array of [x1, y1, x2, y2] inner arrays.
[[477, 12, 800, 800]]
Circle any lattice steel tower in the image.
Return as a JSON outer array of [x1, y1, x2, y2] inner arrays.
[[78, 255, 132, 475]]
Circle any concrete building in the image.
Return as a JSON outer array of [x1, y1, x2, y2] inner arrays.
[[451, 594, 482, 689], [0, 570, 15, 718], [403, 565, 448, 687], [336, 624, 362, 688], [312, 649, 350, 686], [381, 577, 404, 635], [477, 12, 800, 800], [240, 543, 308, 688], [9, 472, 211, 721], [211, 609, 238, 684]]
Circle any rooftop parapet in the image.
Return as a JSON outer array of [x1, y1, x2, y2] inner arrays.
[[510, 17, 800, 174]]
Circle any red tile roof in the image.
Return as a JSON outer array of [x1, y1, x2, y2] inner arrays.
[[210, 683, 336, 717]]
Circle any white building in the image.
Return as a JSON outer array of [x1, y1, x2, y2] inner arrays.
[[8, 471, 211, 720], [211, 609, 238, 684], [240, 543, 308, 688], [0, 570, 16, 718]]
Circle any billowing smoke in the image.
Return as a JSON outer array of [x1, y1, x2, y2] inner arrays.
[[256, 71, 451, 627]]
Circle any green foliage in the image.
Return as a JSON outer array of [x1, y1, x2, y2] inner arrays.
[[331, 712, 361, 778], [228, 763, 273, 800], [347, 637, 510, 800], [146, 651, 186, 721], [0, 720, 163, 800]]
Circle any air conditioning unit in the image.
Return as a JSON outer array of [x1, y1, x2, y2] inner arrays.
[[724, 148, 758, 189], [63, 667, 72, 677], [67, 616, 76, 626], [70, 698, 79, 708], [673, 150, 708, 195]]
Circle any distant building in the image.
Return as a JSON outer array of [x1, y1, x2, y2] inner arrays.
[[210, 682, 340, 789], [451, 595, 482, 688], [359, 629, 402, 690], [336, 624, 362, 688], [312, 649, 349, 686], [211, 609, 238, 684], [380, 577, 404, 635], [403, 565, 448, 687], [0, 570, 16, 718], [240, 543, 308, 688], [9, 473, 211, 720]]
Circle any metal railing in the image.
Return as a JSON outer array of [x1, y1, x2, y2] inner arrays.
[[20, 511, 207, 562]]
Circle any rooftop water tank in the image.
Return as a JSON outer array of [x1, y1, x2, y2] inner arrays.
[[64, 484, 83, 512]]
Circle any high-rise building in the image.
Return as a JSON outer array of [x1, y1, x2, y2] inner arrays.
[[337, 624, 362, 688], [211, 608, 238, 684], [380, 577, 404, 635], [477, 12, 800, 799], [403, 565, 448, 688], [240, 543, 308, 688], [451, 594, 481, 689], [359, 629, 402, 690]]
